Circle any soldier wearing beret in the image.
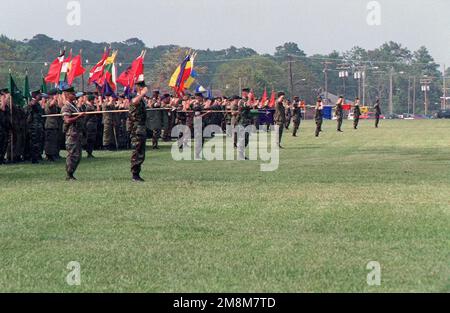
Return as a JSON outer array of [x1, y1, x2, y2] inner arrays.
[[61, 87, 86, 180], [84, 94, 99, 157], [314, 97, 324, 137], [335, 96, 344, 132], [129, 81, 148, 182], [292, 96, 302, 137], [353, 97, 361, 130], [44, 89, 62, 161], [24, 90, 45, 164], [102, 93, 117, 150], [374, 98, 381, 128], [146, 91, 163, 150], [273, 91, 286, 148]]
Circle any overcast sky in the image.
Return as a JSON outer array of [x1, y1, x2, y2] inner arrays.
[[1, 0, 449, 67]]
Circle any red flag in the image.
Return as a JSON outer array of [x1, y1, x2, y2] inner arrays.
[[117, 53, 144, 88], [269, 89, 276, 108], [342, 104, 352, 111], [260, 87, 268, 105], [89, 49, 109, 85], [45, 51, 65, 84], [67, 54, 86, 86]]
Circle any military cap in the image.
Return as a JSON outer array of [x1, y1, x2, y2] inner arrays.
[[195, 92, 204, 98], [31, 90, 41, 99], [104, 91, 117, 99], [339, 95, 344, 98], [136, 80, 147, 87], [0, 88, 8, 94], [41, 93, 49, 99], [62, 86, 75, 93], [47, 88, 58, 96], [277, 91, 286, 97], [75, 92, 85, 99], [87, 95, 96, 101], [242, 88, 250, 93], [231, 95, 241, 100], [160, 93, 171, 100]]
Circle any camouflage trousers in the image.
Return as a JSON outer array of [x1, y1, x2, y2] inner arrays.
[[0, 132, 6, 162], [45, 128, 60, 157], [65, 130, 82, 175], [337, 116, 343, 131], [130, 127, 146, 175], [29, 128, 43, 162], [353, 116, 360, 129], [276, 122, 284, 145], [315, 118, 323, 137], [84, 123, 97, 155], [293, 122, 300, 136]]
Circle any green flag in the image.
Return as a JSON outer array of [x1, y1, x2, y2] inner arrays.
[[8, 73, 24, 107], [23, 72, 31, 102], [41, 76, 48, 93]]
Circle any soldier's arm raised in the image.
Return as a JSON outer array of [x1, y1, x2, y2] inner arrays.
[[132, 87, 148, 105]]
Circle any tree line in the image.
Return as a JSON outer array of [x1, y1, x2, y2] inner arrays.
[[0, 34, 446, 114]]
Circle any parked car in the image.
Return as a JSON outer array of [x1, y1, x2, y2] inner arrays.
[[435, 110, 450, 119], [360, 112, 385, 120]]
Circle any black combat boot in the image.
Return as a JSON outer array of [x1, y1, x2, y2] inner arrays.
[[132, 174, 145, 182], [66, 173, 77, 181]]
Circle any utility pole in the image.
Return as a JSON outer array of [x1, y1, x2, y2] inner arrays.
[[443, 64, 447, 110], [420, 77, 432, 115], [362, 65, 366, 106], [413, 76, 416, 115], [407, 77, 411, 115], [321, 61, 333, 105], [288, 55, 294, 99], [389, 67, 394, 115]]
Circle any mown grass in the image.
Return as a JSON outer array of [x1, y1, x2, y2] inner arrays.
[[0, 119, 449, 292]]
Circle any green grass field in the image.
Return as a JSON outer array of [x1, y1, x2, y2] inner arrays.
[[0, 119, 449, 292]]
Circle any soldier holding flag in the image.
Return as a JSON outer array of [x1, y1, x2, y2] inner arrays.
[[61, 86, 86, 180]]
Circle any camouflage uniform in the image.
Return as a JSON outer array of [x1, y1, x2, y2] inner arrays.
[[314, 103, 323, 137], [353, 104, 361, 129], [292, 102, 302, 137], [237, 100, 252, 158], [146, 103, 162, 149], [0, 105, 11, 164], [285, 106, 292, 130], [7, 106, 26, 163], [374, 101, 381, 128], [25, 101, 44, 163], [335, 101, 344, 131], [44, 103, 61, 160], [274, 101, 286, 146], [129, 98, 147, 176], [102, 102, 116, 149], [62, 102, 83, 177], [84, 102, 98, 156]]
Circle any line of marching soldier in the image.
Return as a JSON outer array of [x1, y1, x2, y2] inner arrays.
[[1, 85, 382, 167]]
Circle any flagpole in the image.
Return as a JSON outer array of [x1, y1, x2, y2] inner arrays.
[[24, 69, 29, 106], [8, 69, 13, 162], [80, 49, 85, 92]]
